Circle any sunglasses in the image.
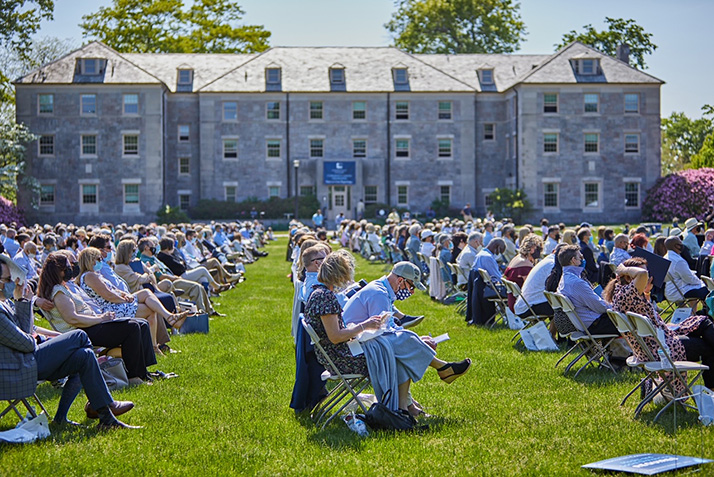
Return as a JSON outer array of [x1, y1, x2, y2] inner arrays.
[[403, 278, 415, 291]]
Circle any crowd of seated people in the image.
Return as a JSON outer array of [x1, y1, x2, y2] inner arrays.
[[0, 220, 267, 432]]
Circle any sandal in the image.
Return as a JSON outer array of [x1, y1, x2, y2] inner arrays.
[[166, 310, 192, 330], [437, 358, 472, 384]]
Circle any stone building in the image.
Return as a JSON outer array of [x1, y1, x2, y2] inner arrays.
[[14, 41, 662, 224]]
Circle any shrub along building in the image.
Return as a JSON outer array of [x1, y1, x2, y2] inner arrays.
[[15, 41, 662, 224]]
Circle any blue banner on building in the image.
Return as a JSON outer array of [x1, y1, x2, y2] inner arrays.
[[324, 161, 356, 185]]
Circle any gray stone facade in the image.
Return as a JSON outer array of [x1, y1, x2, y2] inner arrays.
[[14, 42, 662, 224]]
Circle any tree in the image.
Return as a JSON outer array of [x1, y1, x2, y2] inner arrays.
[[80, 0, 270, 54], [385, 0, 526, 54], [690, 106, 714, 169], [555, 17, 657, 69], [0, 122, 37, 203], [487, 187, 532, 223], [661, 109, 714, 174]]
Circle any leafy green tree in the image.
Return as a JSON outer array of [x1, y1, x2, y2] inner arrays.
[[80, 0, 270, 53], [487, 187, 532, 223], [555, 17, 657, 69], [661, 109, 714, 174], [385, 0, 526, 54], [689, 105, 714, 169], [0, 122, 38, 202]]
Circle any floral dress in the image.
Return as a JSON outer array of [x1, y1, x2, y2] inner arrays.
[[80, 272, 139, 318], [612, 280, 706, 395], [304, 284, 368, 376]]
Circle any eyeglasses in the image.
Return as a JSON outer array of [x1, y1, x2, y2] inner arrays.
[[403, 278, 415, 291], [0, 275, 11, 284], [311, 256, 326, 263]]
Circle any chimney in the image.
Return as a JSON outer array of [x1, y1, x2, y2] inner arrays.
[[616, 44, 630, 65]]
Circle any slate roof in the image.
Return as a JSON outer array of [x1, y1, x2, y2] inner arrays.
[[14, 41, 663, 92]]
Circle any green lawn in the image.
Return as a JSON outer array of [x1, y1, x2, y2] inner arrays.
[[1, 237, 712, 475]]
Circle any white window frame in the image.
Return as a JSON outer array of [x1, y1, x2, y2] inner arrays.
[[483, 188, 496, 208], [122, 179, 141, 212], [364, 185, 378, 204], [38, 93, 54, 115], [584, 132, 599, 154], [437, 136, 453, 160], [79, 179, 100, 214], [309, 138, 324, 158], [395, 101, 409, 120], [479, 69, 494, 85], [309, 101, 323, 120], [122, 93, 139, 116], [543, 132, 559, 154], [483, 123, 495, 141], [222, 137, 238, 160], [178, 69, 193, 85], [352, 138, 367, 158], [329, 68, 345, 85], [39, 181, 56, 209], [265, 68, 281, 85], [624, 133, 640, 154], [38, 135, 55, 157], [395, 136, 410, 160], [178, 190, 191, 211], [81, 58, 103, 75], [80, 94, 96, 115], [80, 134, 97, 158], [122, 132, 140, 157], [266, 101, 280, 120], [584, 93, 599, 114], [223, 101, 238, 121], [178, 125, 190, 142], [438, 180, 452, 204], [438, 101, 452, 120], [352, 101, 366, 120], [178, 157, 190, 176], [223, 181, 238, 202], [543, 93, 558, 114], [396, 181, 409, 207], [582, 179, 603, 211], [266, 138, 282, 160], [624, 93, 640, 114], [393, 68, 408, 85], [541, 178, 561, 210], [623, 177, 642, 210], [267, 181, 282, 198]]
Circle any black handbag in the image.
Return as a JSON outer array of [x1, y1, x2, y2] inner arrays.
[[360, 390, 416, 431]]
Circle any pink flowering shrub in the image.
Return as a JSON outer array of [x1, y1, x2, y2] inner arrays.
[[642, 168, 714, 221], [0, 196, 25, 226]]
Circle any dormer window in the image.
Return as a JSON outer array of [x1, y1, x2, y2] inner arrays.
[[266, 68, 281, 85], [572, 58, 601, 75], [178, 69, 193, 85], [478, 69, 494, 85], [393, 68, 408, 85], [80, 58, 105, 75], [330, 68, 345, 85]]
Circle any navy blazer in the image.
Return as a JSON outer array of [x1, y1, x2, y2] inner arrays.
[[0, 300, 37, 400]]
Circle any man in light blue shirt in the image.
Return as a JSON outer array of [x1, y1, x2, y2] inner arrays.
[[682, 218, 703, 257], [472, 238, 504, 282], [311, 210, 324, 229], [609, 234, 631, 267]]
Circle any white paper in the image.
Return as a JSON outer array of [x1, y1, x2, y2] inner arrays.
[[348, 339, 364, 356], [432, 333, 450, 344], [670, 307, 692, 325]]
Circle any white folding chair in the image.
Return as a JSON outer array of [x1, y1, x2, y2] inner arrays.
[[627, 312, 709, 422], [502, 278, 550, 344], [477, 268, 509, 328], [555, 293, 618, 377], [702, 275, 714, 292], [545, 291, 581, 369], [661, 273, 698, 319], [301, 318, 371, 430]]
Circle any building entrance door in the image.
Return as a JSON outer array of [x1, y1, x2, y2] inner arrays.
[[331, 186, 349, 219]]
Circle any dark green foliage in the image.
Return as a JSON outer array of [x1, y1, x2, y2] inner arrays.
[[156, 204, 190, 224], [488, 187, 532, 223], [189, 195, 320, 220]]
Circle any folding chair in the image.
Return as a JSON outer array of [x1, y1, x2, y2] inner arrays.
[[0, 390, 52, 423], [545, 291, 581, 369], [502, 278, 550, 344], [477, 268, 509, 328], [661, 273, 698, 319], [554, 293, 618, 377], [301, 319, 371, 430], [702, 275, 714, 292], [627, 312, 709, 422]]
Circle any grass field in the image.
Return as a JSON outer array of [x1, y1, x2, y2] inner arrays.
[[1, 237, 713, 476]]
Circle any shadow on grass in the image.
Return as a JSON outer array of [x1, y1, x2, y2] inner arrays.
[[635, 405, 701, 435]]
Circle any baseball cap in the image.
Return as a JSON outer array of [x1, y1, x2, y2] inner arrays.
[[391, 261, 427, 291]]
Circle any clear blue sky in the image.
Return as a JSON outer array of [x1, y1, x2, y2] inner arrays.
[[38, 0, 712, 118]]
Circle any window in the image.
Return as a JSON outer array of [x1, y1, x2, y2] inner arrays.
[[123, 135, 139, 156], [584, 94, 599, 113], [266, 139, 281, 159], [484, 192, 494, 208], [584, 133, 599, 153], [625, 134, 640, 154], [309, 101, 323, 120], [310, 139, 323, 158], [544, 93, 558, 113], [395, 101, 409, 120], [178, 69, 193, 85], [38, 94, 53, 114], [440, 185, 451, 204], [178, 125, 190, 142], [393, 68, 408, 85], [364, 185, 378, 204], [574, 58, 600, 75], [268, 185, 280, 198], [625, 182, 640, 208], [80, 58, 106, 75], [123, 94, 138, 115], [397, 185, 408, 206], [40, 184, 55, 206], [81, 135, 97, 156], [38, 136, 54, 156], [543, 133, 558, 153], [178, 157, 190, 175], [353, 139, 366, 158], [438, 138, 452, 158], [479, 69, 494, 84], [266, 102, 280, 120], [543, 183, 559, 208], [483, 123, 495, 141], [82, 184, 98, 205], [179, 194, 190, 211], [225, 186, 237, 203], [329, 68, 344, 85], [625, 93, 639, 113], [223, 101, 237, 121], [81, 94, 96, 115], [124, 184, 139, 205], [438, 101, 452, 120], [395, 138, 410, 158], [300, 186, 316, 196], [265, 68, 281, 85], [584, 182, 600, 209], [223, 139, 238, 159], [352, 101, 366, 120]]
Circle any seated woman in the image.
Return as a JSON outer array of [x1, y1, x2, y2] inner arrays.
[[437, 235, 453, 285], [37, 252, 157, 385], [603, 257, 714, 392], [76, 248, 190, 354], [305, 250, 471, 414], [504, 234, 543, 311]]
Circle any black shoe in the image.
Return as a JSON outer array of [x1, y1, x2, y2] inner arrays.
[[397, 315, 425, 329]]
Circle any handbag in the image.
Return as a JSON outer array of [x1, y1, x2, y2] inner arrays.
[[179, 313, 209, 334], [360, 390, 416, 431], [99, 357, 129, 391], [519, 321, 558, 351], [552, 309, 577, 336]]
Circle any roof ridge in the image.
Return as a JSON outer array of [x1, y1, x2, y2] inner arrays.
[[196, 48, 273, 92], [398, 49, 477, 92]]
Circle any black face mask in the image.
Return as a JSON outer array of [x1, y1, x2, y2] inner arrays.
[[64, 263, 80, 280], [554, 234, 561, 241]]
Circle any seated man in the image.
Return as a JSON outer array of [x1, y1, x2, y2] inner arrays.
[[456, 232, 482, 285], [0, 256, 136, 429], [473, 237, 506, 296], [665, 236, 709, 303], [13, 241, 40, 282], [682, 218, 703, 257], [182, 229, 241, 285], [577, 227, 599, 283], [543, 226, 560, 255], [556, 245, 617, 335], [156, 238, 227, 295], [609, 234, 631, 266]]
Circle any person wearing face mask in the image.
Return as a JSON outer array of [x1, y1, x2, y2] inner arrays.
[[13, 241, 40, 282], [665, 236, 709, 307], [609, 234, 631, 266], [437, 235, 454, 285], [556, 245, 618, 335], [504, 234, 543, 311], [576, 227, 599, 284], [500, 225, 517, 264], [466, 238, 507, 326], [544, 225, 560, 255]]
